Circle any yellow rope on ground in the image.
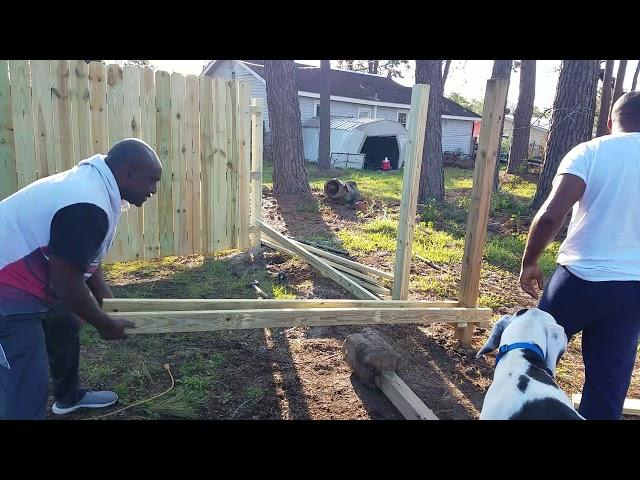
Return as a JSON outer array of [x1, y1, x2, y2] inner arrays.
[[86, 364, 174, 420]]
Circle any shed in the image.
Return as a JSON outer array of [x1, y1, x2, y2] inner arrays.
[[302, 117, 409, 170]]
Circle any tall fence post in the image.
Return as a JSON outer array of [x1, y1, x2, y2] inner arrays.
[[391, 84, 430, 300], [456, 78, 509, 344], [249, 97, 264, 250]]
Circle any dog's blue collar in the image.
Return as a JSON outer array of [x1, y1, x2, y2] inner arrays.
[[495, 342, 553, 377]]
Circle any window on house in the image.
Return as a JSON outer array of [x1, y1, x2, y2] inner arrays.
[[314, 101, 321, 117], [358, 108, 372, 118], [397, 111, 408, 127]]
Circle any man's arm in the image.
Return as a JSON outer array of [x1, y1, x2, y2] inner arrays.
[[49, 255, 133, 339], [86, 263, 113, 308], [520, 173, 586, 298]]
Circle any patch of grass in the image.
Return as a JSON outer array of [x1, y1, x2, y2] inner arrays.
[[478, 293, 504, 310], [79, 326, 101, 346], [272, 284, 296, 299], [485, 233, 560, 276], [245, 385, 264, 403], [444, 167, 473, 190]]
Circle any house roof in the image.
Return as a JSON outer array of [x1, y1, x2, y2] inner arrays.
[[303, 116, 407, 131], [207, 60, 481, 120]]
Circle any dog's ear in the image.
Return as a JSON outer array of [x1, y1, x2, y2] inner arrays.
[[544, 323, 567, 377], [476, 315, 513, 358]]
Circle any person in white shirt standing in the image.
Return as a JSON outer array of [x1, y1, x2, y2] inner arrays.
[[519, 91, 640, 419]]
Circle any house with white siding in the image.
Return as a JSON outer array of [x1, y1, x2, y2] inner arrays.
[[202, 60, 481, 160]]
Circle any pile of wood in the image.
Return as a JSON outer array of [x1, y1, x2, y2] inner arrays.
[[258, 220, 392, 299]]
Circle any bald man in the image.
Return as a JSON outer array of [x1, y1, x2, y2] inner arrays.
[[0, 138, 162, 419], [519, 92, 640, 419]]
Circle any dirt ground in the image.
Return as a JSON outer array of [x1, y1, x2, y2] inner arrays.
[[56, 176, 640, 420]]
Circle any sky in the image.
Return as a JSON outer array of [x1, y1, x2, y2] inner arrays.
[[113, 59, 639, 111]]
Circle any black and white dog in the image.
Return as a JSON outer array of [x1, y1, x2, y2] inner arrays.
[[476, 308, 584, 420]]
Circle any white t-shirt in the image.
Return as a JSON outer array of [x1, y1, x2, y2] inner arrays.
[[555, 132, 640, 281]]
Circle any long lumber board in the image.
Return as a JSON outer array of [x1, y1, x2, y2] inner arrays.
[[110, 306, 493, 334], [375, 371, 438, 420], [103, 298, 460, 312]]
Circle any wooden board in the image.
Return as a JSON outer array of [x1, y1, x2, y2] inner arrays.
[[391, 84, 430, 300], [456, 78, 509, 344], [70, 60, 92, 162], [185, 75, 201, 254], [88, 62, 107, 154], [141, 67, 160, 259], [103, 298, 461, 312], [261, 237, 388, 288], [261, 234, 393, 281], [375, 371, 439, 420], [572, 394, 640, 417], [260, 220, 378, 300], [51, 60, 73, 171], [249, 97, 264, 249], [9, 60, 37, 188], [155, 70, 174, 257], [170, 73, 188, 255], [225, 80, 238, 248], [30, 60, 58, 178], [199, 76, 215, 253], [213, 79, 228, 250], [0, 60, 17, 200], [111, 306, 493, 335], [104, 63, 126, 264], [237, 81, 251, 249], [123, 65, 143, 261]]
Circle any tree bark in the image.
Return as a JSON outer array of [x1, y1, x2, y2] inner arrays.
[[531, 60, 600, 209], [596, 60, 614, 137], [491, 60, 513, 190], [507, 60, 536, 173], [631, 60, 639, 91], [318, 60, 331, 170], [611, 60, 628, 109], [416, 60, 445, 202], [264, 60, 311, 195], [442, 60, 451, 88]]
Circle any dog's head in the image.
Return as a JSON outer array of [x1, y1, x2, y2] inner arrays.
[[476, 308, 568, 376]]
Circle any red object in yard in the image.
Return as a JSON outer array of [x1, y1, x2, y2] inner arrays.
[[381, 157, 391, 171]]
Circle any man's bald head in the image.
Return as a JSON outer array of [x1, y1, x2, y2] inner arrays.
[[105, 138, 162, 207], [611, 91, 640, 133]]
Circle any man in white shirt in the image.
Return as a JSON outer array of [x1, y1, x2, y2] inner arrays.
[[519, 91, 640, 419]]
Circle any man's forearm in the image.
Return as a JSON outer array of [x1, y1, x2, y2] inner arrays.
[[86, 263, 113, 306], [522, 212, 565, 265], [49, 255, 111, 329]]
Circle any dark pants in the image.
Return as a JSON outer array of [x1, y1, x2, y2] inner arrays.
[[539, 265, 640, 420], [0, 304, 83, 419]]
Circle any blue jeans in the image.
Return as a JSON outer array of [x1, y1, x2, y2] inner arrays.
[[539, 265, 640, 420], [0, 304, 83, 420]]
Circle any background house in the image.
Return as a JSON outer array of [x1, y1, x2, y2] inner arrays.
[[472, 115, 549, 160], [203, 60, 481, 168]]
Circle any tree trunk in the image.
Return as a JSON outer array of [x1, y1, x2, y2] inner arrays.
[[318, 60, 331, 170], [631, 61, 640, 91], [416, 60, 445, 202], [264, 60, 311, 196], [491, 60, 513, 190], [531, 60, 600, 209], [596, 60, 615, 137], [507, 60, 536, 173], [611, 60, 629, 109], [442, 60, 451, 88], [368, 60, 379, 74]]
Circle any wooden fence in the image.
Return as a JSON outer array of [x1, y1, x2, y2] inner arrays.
[[0, 60, 262, 262]]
